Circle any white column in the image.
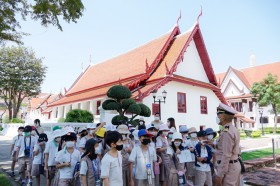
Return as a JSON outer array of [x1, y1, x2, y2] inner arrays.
[[89, 100, 94, 114], [64, 105, 70, 118], [57, 106, 63, 118], [72, 103, 78, 109]]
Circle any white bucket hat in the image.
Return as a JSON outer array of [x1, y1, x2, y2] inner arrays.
[[132, 130, 139, 141], [172, 132, 182, 141], [60, 126, 75, 136], [52, 129, 62, 140], [117, 124, 130, 134], [159, 124, 170, 131]]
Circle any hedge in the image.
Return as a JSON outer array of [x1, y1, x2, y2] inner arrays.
[[251, 130, 262, 138]]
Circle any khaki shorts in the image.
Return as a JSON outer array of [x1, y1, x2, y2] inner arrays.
[[31, 164, 40, 176], [186, 162, 196, 177], [19, 157, 32, 173], [58, 178, 74, 186], [195, 170, 212, 186], [46, 166, 57, 180]]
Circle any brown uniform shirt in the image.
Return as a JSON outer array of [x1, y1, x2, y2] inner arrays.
[[215, 122, 240, 177]]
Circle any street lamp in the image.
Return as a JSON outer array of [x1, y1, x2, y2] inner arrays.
[[259, 107, 264, 136], [152, 90, 167, 120]]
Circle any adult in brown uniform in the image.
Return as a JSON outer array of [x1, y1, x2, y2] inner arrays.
[[214, 103, 241, 186]]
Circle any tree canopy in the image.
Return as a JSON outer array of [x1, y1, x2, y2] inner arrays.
[[65, 109, 94, 123], [0, 46, 47, 119], [102, 85, 151, 125], [251, 73, 280, 134], [0, 0, 84, 44]]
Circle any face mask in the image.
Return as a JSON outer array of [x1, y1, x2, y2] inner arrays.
[[174, 141, 181, 147], [190, 133, 197, 138], [115, 144, 123, 151], [141, 138, 151, 145], [150, 132, 157, 136], [167, 121, 170, 127], [216, 116, 221, 125], [139, 121, 144, 125], [55, 137, 61, 142], [207, 134, 214, 140], [89, 130, 94, 135], [18, 131, 23, 135], [154, 117, 160, 121], [163, 132, 169, 137], [201, 140, 207, 145], [95, 147, 101, 155], [168, 134, 173, 139], [122, 135, 127, 140], [24, 132, 30, 137], [66, 141, 75, 148]]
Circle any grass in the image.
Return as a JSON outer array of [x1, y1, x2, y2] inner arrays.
[[0, 173, 12, 186], [241, 148, 280, 161]]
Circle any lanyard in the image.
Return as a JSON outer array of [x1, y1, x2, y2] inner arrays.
[[141, 147, 150, 165], [91, 159, 99, 180]]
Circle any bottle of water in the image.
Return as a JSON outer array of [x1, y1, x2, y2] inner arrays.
[[146, 163, 152, 185]]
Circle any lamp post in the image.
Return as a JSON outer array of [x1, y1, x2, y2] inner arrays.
[[152, 90, 167, 120], [259, 107, 264, 136]]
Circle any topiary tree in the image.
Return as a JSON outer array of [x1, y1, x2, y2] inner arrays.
[[65, 109, 94, 123], [102, 85, 151, 125]]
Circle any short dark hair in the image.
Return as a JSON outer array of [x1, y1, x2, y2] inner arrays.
[[105, 131, 122, 147], [34, 119, 41, 126], [155, 113, 160, 116], [18, 126, 24, 130]]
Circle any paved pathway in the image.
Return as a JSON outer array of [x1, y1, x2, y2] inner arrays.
[[0, 135, 46, 186]]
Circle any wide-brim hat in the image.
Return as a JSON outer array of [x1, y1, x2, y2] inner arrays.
[[117, 124, 130, 134], [188, 127, 197, 134], [205, 128, 217, 138], [96, 128, 106, 138], [52, 129, 62, 139], [179, 125, 188, 133], [217, 103, 237, 115], [172, 132, 182, 141], [159, 124, 170, 131], [60, 126, 75, 136], [197, 130, 207, 137]]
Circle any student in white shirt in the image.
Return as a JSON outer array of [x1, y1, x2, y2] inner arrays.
[[129, 129, 157, 186], [80, 138, 102, 186], [31, 133, 48, 186], [15, 125, 37, 186], [55, 132, 81, 186], [185, 127, 199, 185], [44, 129, 62, 186], [100, 131, 123, 186], [10, 126, 24, 177]]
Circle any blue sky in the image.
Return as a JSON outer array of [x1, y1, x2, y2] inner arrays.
[[16, 0, 280, 93]]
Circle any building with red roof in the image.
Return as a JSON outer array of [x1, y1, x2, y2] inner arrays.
[[216, 59, 280, 129], [48, 20, 226, 130]]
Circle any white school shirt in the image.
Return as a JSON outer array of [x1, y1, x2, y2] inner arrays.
[[195, 147, 211, 172], [44, 140, 59, 166], [129, 146, 157, 179], [12, 135, 23, 153], [33, 143, 44, 164], [16, 136, 36, 158], [55, 148, 81, 179], [186, 139, 199, 161], [100, 152, 123, 186], [156, 136, 167, 149]]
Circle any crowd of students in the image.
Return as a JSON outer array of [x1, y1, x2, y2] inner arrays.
[[10, 116, 223, 186]]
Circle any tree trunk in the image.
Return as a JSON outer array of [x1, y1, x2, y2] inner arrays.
[[8, 107, 13, 120], [274, 113, 278, 135]]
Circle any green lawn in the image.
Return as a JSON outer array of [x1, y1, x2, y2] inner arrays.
[[0, 173, 12, 186], [241, 148, 280, 161]]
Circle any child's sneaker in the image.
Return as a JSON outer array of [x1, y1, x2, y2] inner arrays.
[[9, 171, 15, 177]]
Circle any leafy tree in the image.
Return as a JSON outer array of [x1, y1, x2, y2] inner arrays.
[[0, 46, 47, 120], [65, 109, 94, 123], [0, 0, 84, 44], [0, 102, 7, 123], [251, 73, 280, 134], [102, 85, 151, 125]]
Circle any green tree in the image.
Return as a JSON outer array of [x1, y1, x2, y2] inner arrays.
[[102, 85, 151, 125], [251, 73, 280, 134], [0, 46, 47, 120], [0, 0, 84, 44], [65, 109, 94, 123]]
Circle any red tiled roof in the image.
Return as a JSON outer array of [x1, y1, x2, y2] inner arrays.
[[216, 62, 280, 88], [42, 107, 53, 114], [66, 27, 179, 95]]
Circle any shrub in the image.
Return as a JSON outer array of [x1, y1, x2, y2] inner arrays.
[[58, 118, 65, 123], [107, 85, 131, 100], [65, 109, 94, 123], [111, 115, 128, 125], [251, 130, 262, 138], [240, 132, 247, 138], [2, 116, 10, 124], [10, 118, 24, 123], [0, 126, 3, 131]]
